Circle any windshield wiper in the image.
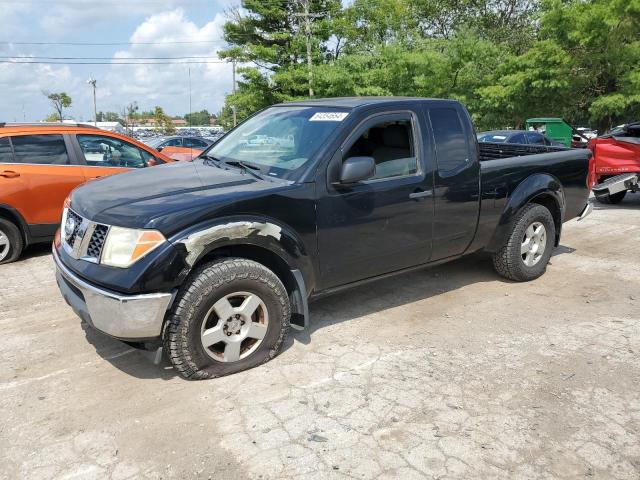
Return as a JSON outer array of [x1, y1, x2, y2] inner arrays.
[[223, 160, 268, 180], [202, 154, 224, 169]]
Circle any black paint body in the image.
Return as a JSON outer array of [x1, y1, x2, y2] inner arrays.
[[56, 98, 591, 314]]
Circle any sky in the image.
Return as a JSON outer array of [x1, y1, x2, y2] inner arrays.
[[0, 0, 236, 122]]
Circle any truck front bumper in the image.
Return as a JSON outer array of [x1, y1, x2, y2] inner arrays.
[[53, 248, 174, 340]]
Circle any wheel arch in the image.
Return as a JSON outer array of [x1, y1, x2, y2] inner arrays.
[[0, 204, 29, 244], [170, 216, 314, 329], [486, 173, 565, 252]]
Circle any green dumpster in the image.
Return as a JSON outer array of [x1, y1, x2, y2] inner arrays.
[[525, 118, 573, 147]]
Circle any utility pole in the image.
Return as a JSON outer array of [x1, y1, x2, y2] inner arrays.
[[188, 67, 192, 126], [231, 105, 237, 128], [294, 0, 323, 97], [87, 76, 97, 126], [232, 59, 237, 94]]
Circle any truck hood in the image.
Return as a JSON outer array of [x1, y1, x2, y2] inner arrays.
[[70, 161, 290, 233]]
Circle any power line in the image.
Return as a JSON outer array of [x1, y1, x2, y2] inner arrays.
[[0, 56, 223, 60], [0, 40, 222, 46], [0, 60, 228, 65]]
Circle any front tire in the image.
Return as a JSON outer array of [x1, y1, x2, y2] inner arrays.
[[0, 218, 24, 265], [164, 258, 290, 380], [492, 204, 556, 282]]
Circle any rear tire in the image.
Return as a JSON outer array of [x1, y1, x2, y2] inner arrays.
[[492, 204, 556, 282], [0, 218, 24, 265], [164, 258, 290, 380], [595, 191, 626, 204]]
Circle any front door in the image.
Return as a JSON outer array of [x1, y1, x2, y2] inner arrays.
[[317, 111, 434, 289]]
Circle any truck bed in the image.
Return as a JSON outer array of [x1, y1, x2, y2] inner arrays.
[[479, 142, 567, 161]]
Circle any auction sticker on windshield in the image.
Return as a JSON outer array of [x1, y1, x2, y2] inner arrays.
[[309, 112, 349, 122]]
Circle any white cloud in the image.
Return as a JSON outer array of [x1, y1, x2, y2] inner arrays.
[[39, 1, 184, 34], [102, 9, 232, 116], [1, 7, 234, 121]]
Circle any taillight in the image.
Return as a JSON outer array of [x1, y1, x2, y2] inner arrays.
[[587, 140, 596, 188]]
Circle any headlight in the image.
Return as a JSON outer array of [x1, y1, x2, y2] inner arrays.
[[101, 227, 166, 268]]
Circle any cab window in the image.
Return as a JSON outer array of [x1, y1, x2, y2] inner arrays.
[[185, 138, 207, 148], [343, 119, 417, 180], [526, 132, 545, 145], [77, 135, 148, 168], [11, 135, 70, 165], [161, 138, 182, 147], [0, 137, 13, 163], [429, 108, 469, 173]]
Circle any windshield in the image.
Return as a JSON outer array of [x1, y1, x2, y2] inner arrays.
[[146, 138, 165, 148], [201, 106, 350, 180]]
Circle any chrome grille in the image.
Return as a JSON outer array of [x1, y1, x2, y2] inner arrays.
[[86, 225, 109, 259], [61, 208, 110, 262], [65, 210, 83, 248]]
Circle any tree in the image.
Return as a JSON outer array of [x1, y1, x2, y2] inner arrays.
[[44, 92, 72, 122], [153, 106, 176, 134], [185, 109, 212, 126], [96, 111, 124, 123]]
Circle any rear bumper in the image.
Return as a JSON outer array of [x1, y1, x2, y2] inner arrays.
[[53, 248, 174, 340], [592, 173, 639, 197]]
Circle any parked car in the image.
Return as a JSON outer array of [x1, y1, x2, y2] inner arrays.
[[147, 135, 214, 161], [590, 122, 640, 204], [0, 123, 173, 264], [53, 98, 592, 379], [477, 130, 563, 146]]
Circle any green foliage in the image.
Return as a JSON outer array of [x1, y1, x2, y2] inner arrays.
[[96, 111, 123, 123], [185, 109, 212, 126], [44, 91, 72, 122], [219, 0, 640, 131], [153, 106, 176, 134]]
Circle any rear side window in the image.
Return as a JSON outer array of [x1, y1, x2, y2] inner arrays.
[[509, 133, 527, 144], [161, 138, 182, 147], [0, 137, 13, 163], [429, 108, 469, 173], [12, 135, 70, 165], [185, 138, 208, 148], [526, 132, 545, 145]]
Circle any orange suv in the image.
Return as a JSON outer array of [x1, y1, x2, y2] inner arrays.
[[0, 123, 173, 264]]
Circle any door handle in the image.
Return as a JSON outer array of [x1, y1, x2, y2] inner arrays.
[[0, 170, 20, 178], [409, 190, 433, 200]]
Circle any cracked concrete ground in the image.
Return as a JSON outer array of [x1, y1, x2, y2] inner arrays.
[[1, 197, 639, 479]]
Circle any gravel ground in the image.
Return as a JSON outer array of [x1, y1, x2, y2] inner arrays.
[[1, 197, 639, 480]]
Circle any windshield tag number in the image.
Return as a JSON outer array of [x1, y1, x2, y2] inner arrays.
[[309, 112, 349, 122]]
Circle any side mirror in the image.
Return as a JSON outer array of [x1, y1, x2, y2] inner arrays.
[[338, 156, 375, 184], [156, 146, 164, 152], [148, 158, 158, 167]]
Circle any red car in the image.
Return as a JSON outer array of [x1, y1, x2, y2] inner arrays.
[[590, 122, 640, 204]]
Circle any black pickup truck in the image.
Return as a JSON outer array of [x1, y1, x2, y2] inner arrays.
[[53, 97, 593, 379]]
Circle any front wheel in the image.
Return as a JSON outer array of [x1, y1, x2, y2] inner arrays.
[[0, 218, 24, 265], [164, 258, 291, 380], [492, 204, 556, 282]]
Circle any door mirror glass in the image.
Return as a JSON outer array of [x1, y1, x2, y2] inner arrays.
[[339, 156, 375, 184]]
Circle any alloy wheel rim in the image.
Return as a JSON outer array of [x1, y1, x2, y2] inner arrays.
[[200, 291, 269, 363], [0, 229, 10, 262], [521, 221, 547, 267]]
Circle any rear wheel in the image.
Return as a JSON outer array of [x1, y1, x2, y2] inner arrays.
[[595, 191, 626, 204], [0, 218, 24, 265], [164, 258, 290, 380], [492, 204, 556, 282]]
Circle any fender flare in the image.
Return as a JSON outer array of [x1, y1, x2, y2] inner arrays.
[[169, 215, 315, 328], [486, 173, 565, 253]]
